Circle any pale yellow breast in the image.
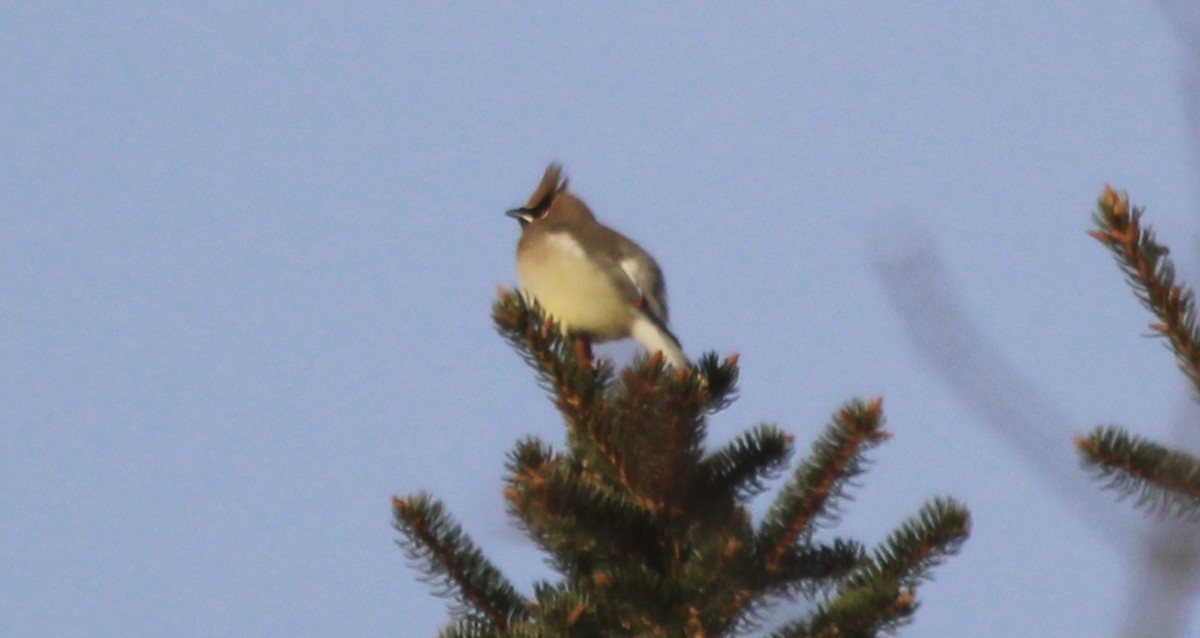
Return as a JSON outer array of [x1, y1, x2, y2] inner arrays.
[[517, 231, 632, 340]]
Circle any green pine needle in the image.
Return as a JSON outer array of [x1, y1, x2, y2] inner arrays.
[[509, 458, 664, 569], [796, 497, 969, 638], [1083, 187, 1200, 523], [1077, 425, 1200, 521], [1090, 187, 1200, 397], [861, 497, 971, 589], [697, 423, 793, 501], [393, 493, 529, 629], [758, 399, 890, 572], [492, 291, 614, 428]]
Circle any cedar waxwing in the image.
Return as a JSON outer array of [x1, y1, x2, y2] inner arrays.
[[507, 164, 688, 369]]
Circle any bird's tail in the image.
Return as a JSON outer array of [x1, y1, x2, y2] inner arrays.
[[630, 314, 689, 369]]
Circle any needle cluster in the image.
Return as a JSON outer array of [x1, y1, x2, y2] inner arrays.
[[1078, 186, 1200, 520]]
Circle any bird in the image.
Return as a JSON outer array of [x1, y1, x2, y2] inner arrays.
[[506, 164, 688, 370]]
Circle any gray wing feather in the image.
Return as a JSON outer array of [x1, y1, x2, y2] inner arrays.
[[611, 237, 669, 324], [572, 223, 671, 326]]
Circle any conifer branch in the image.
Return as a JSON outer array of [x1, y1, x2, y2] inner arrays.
[[784, 497, 970, 637], [1083, 187, 1200, 521], [696, 424, 793, 502], [766, 582, 916, 638], [657, 359, 696, 522], [517, 582, 599, 636], [765, 539, 865, 593], [494, 291, 644, 496], [585, 564, 684, 632], [758, 399, 890, 573], [859, 497, 971, 589], [400, 292, 970, 635], [612, 356, 710, 517], [694, 352, 741, 414], [392, 493, 530, 630], [697, 524, 758, 634], [718, 539, 863, 635], [492, 290, 613, 434], [506, 443, 664, 568], [1089, 186, 1200, 396], [1076, 425, 1200, 520], [613, 358, 688, 510], [503, 438, 558, 542]]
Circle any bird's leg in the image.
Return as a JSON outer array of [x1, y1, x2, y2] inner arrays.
[[571, 334, 594, 368]]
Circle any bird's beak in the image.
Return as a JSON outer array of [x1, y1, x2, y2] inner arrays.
[[506, 207, 535, 227]]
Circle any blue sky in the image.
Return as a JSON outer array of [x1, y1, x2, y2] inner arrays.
[[4, 3, 1200, 637]]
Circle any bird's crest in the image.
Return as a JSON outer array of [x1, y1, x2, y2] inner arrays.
[[524, 163, 569, 212]]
